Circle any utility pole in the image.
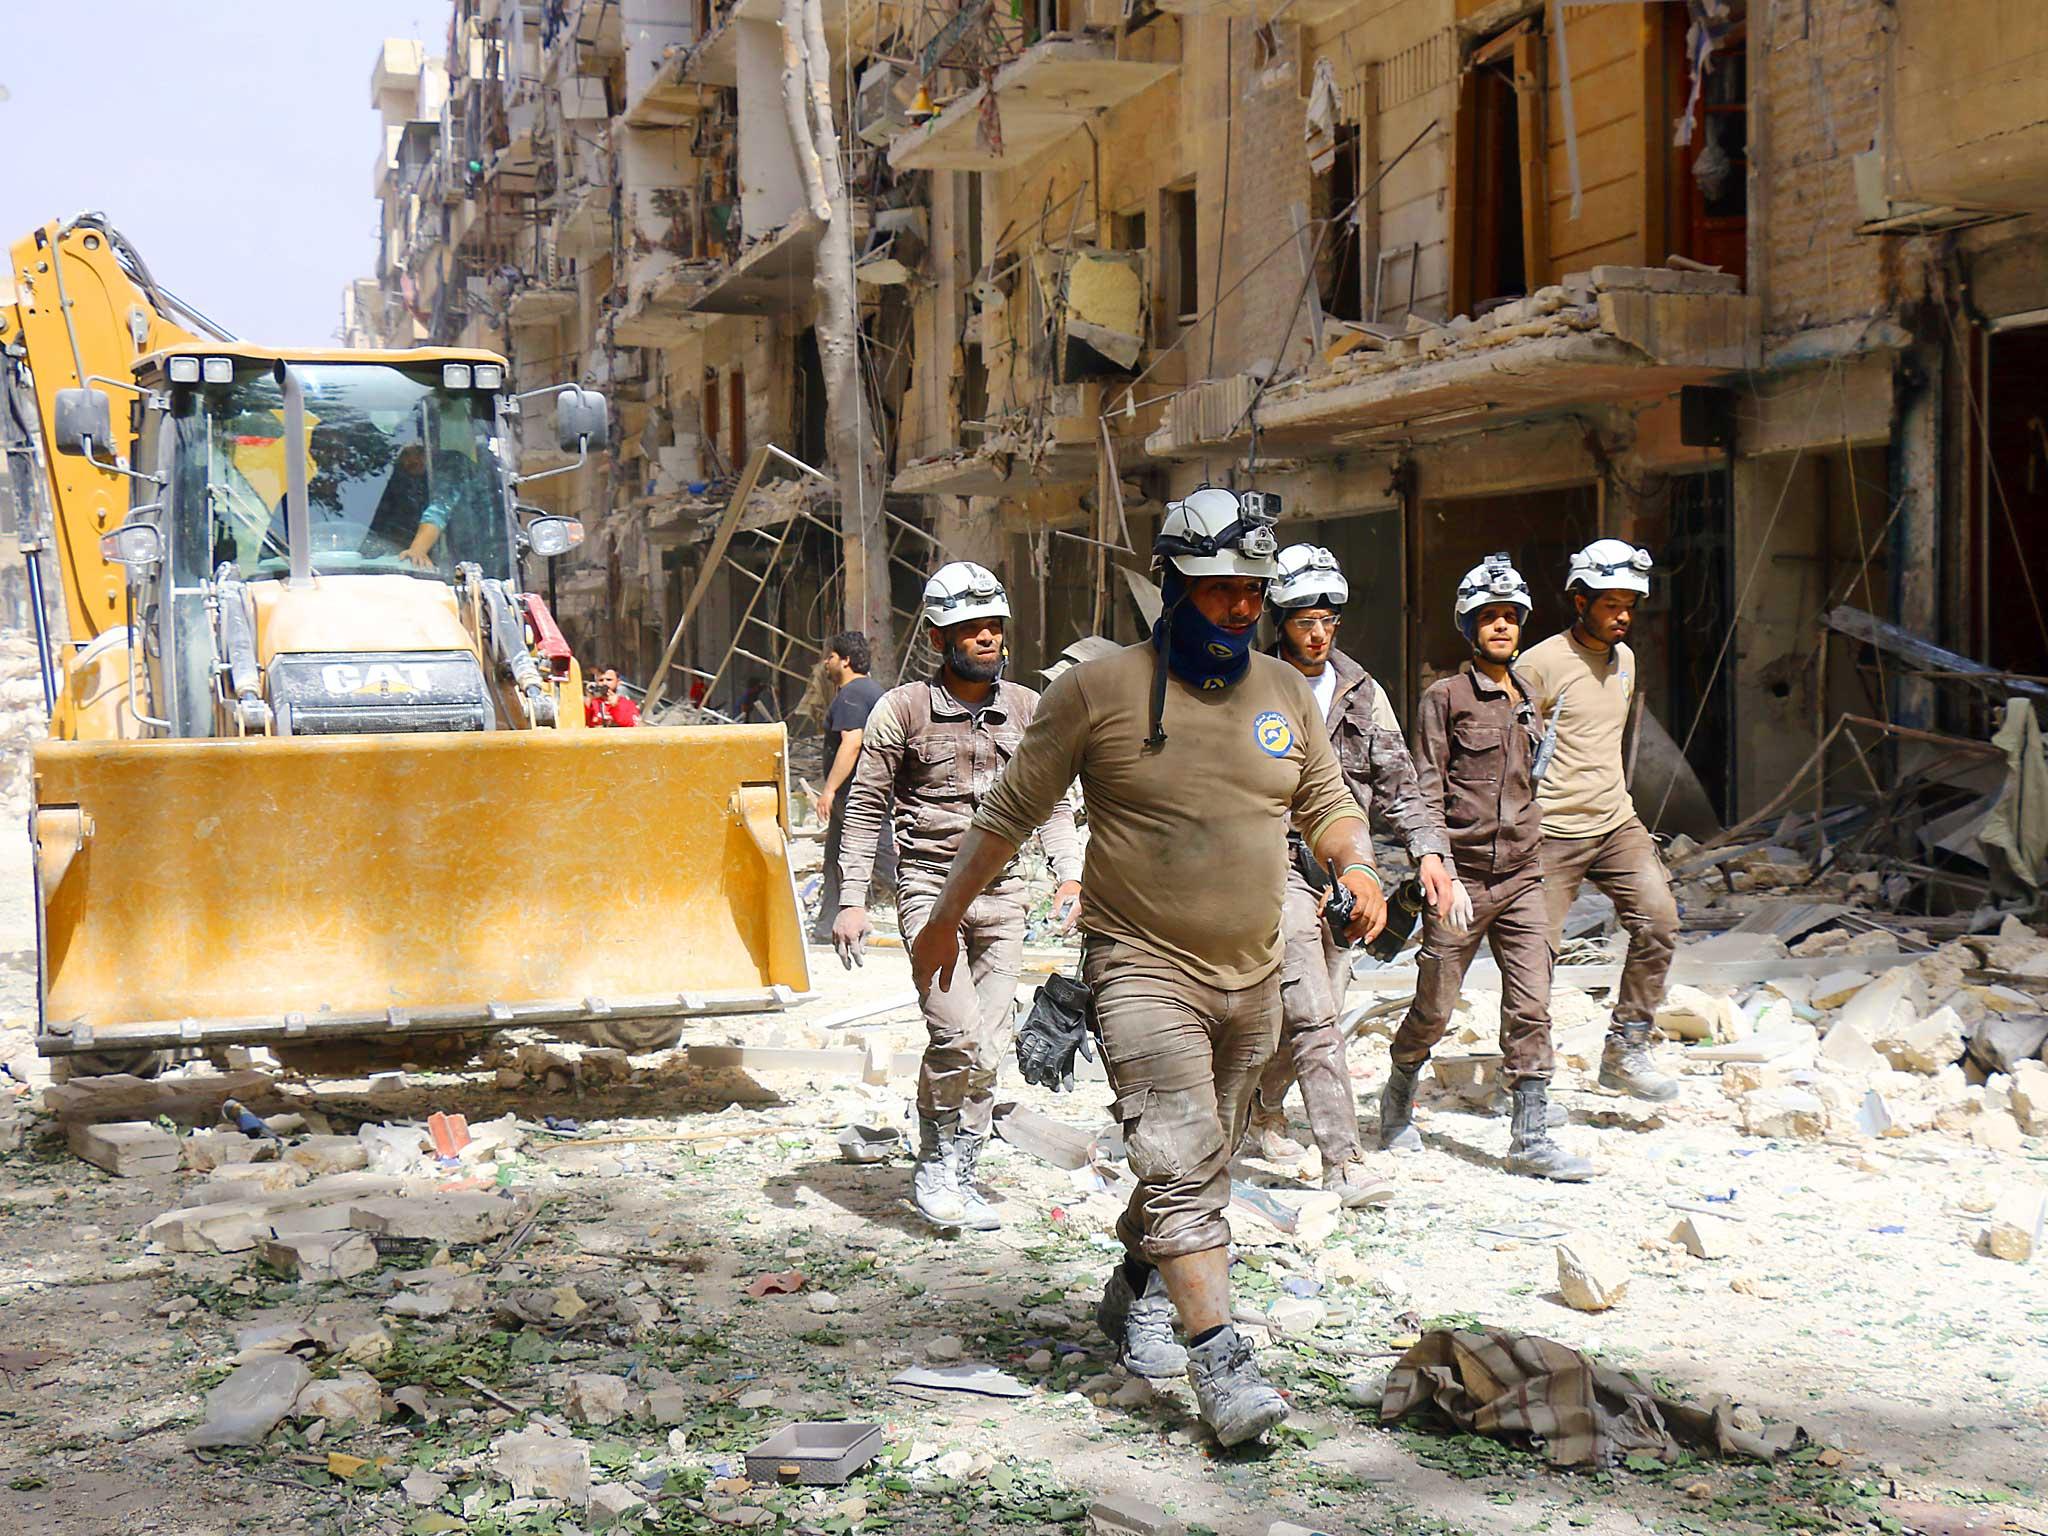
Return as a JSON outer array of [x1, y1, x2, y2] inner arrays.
[[781, 0, 896, 676]]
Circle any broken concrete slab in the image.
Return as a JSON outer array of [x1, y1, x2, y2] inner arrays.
[[2010, 1062, 2048, 1135], [564, 1372, 638, 1426], [992, 1102, 1102, 1171], [181, 1128, 266, 1171], [1087, 1492, 1186, 1536], [68, 1119, 181, 1176], [209, 1160, 311, 1196], [187, 1355, 310, 1449], [349, 1192, 522, 1244], [1741, 1086, 1829, 1140], [44, 1069, 278, 1126], [1656, 986, 1742, 1043], [589, 1483, 649, 1529], [261, 1230, 380, 1282], [1977, 1191, 2044, 1261], [1811, 970, 1875, 1010], [1817, 1022, 1888, 1077], [492, 1425, 590, 1508], [1669, 1213, 1736, 1260], [283, 1135, 369, 1175], [1875, 1004, 1965, 1074], [1556, 1241, 1630, 1311]]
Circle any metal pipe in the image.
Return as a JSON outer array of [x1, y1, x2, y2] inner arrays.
[[276, 363, 311, 585]]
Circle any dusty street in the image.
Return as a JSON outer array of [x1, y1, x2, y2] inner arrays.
[[2, 784, 2044, 1536]]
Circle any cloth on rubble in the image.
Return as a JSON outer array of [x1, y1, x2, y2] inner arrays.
[[1980, 699, 2048, 892], [1380, 1327, 1808, 1469]]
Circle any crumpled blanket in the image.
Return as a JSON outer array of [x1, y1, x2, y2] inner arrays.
[[1379, 1327, 1808, 1469]]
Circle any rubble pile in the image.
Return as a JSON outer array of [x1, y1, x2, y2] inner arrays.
[[0, 627, 47, 820]]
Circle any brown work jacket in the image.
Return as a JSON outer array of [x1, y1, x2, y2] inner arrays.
[[1277, 646, 1449, 860], [1410, 661, 1546, 880], [837, 675, 1081, 905]]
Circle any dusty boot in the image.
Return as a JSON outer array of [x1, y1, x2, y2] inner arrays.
[[1502, 1079, 1594, 1181], [1096, 1262, 1188, 1378], [1377, 1063, 1423, 1151], [1186, 1326, 1288, 1447], [1244, 1095, 1306, 1160], [950, 1133, 1001, 1232], [1321, 1156, 1395, 1209], [1598, 1023, 1678, 1102], [911, 1117, 965, 1225], [1488, 1087, 1566, 1127]]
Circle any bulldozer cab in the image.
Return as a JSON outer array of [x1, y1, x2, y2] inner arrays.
[[184, 362, 512, 582]]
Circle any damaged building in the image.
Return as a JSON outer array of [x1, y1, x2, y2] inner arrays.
[[346, 0, 2048, 872]]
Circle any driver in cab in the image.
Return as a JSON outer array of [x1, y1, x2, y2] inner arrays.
[[367, 443, 462, 569]]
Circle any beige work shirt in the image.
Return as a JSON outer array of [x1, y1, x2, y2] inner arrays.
[[973, 643, 1366, 990], [1515, 629, 1638, 839]]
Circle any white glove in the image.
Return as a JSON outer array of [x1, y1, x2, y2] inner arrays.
[[1444, 880, 1474, 935]]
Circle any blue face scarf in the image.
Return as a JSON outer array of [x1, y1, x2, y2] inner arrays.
[[1152, 570, 1256, 692]]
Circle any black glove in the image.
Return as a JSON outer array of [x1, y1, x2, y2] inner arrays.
[[1017, 973, 1097, 1092]]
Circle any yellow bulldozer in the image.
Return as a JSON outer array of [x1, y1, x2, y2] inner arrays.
[[0, 215, 809, 1077]]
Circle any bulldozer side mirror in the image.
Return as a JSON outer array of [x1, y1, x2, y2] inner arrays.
[[54, 388, 114, 458], [556, 387, 609, 454], [526, 515, 585, 558], [100, 507, 165, 569]]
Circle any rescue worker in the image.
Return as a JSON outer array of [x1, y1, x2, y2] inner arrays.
[[1516, 539, 1679, 1101], [909, 487, 1388, 1447], [1250, 544, 1452, 1203], [1385, 555, 1592, 1179], [832, 563, 1082, 1231]]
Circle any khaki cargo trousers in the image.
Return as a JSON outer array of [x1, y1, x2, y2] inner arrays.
[[1390, 861, 1555, 1080], [1540, 816, 1677, 1028], [898, 881, 1028, 1139], [1083, 935, 1282, 1262], [1254, 865, 1363, 1165]]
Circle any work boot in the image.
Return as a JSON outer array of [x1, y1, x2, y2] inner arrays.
[[1502, 1079, 1594, 1182], [1096, 1262, 1188, 1378], [1321, 1155, 1395, 1209], [1186, 1325, 1289, 1447], [1377, 1063, 1423, 1152], [911, 1117, 965, 1225], [1244, 1096, 1306, 1160], [1487, 1086, 1567, 1127], [1598, 1023, 1678, 1102], [950, 1133, 1002, 1232]]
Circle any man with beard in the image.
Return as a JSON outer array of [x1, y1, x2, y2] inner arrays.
[[832, 563, 1082, 1230], [1385, 555, 1591, 1179], [1250, 544, 1451, 1203], [1516, 539, 1678, 1102], [910, 488, 1386, 1447]]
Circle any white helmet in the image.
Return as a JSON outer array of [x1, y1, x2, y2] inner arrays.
[[1268, 544, 1348, 611], [1455, 553, 1532, 640], [921, 561, 1009, 628], [1566, 538, 1653, 597], [1152, 485, 1282, 580]]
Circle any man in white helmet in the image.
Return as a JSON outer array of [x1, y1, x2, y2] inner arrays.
[[1250, 543, 1452, 1203], [832, 562, 1083, 1229], [1516, 539, 1678, 1101], [910, 486, 1387, 1448], [1385, 554, 1592, 1179]]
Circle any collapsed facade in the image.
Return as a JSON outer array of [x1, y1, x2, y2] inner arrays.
[[345, 0, 2048, 834]]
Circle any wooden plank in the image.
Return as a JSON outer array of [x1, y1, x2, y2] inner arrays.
[[1515, 28, 1551, 290]]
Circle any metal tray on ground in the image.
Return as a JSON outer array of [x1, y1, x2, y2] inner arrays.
[[742, 1421, 883, 1486]]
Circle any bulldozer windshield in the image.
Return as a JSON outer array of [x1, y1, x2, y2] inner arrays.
[[166, 361, 512, 586]]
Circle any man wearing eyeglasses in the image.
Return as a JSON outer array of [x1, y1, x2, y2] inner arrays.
[[1249, 544, 1451, 1206], [910, 488, 1387, 1448], [1516, 539, 1679, 1102], [832, 563, 1082, 1232]]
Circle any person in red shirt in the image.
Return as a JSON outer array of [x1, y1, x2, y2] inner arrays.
[[585, 669, 641, 727]]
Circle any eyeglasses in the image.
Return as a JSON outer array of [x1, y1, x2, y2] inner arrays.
[[1285, 614, 1341, 632]]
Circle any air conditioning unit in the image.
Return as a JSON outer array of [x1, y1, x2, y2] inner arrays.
[[854, 61, 908, 147]]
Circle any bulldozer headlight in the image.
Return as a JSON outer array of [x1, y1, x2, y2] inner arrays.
[[526, 515, 585, 558], [443, 363, 473, 389], [202, 357, 235, 384], [473, 364, 504, 390], [167, 356, 201, 384]]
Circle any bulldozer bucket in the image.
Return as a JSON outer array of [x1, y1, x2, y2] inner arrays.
[[31, 725, 812, 1055]]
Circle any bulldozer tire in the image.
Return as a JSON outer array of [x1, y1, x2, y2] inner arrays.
[[571, 1017, 687, 1054], [272, 1033, 488, 1077], [50, 1050, 168, 1082]]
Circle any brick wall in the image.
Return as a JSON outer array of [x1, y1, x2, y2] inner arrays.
[[1754, 0, 1891, 341]]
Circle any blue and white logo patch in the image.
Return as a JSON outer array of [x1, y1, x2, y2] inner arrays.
[[1253, 710, 1294, 757]]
